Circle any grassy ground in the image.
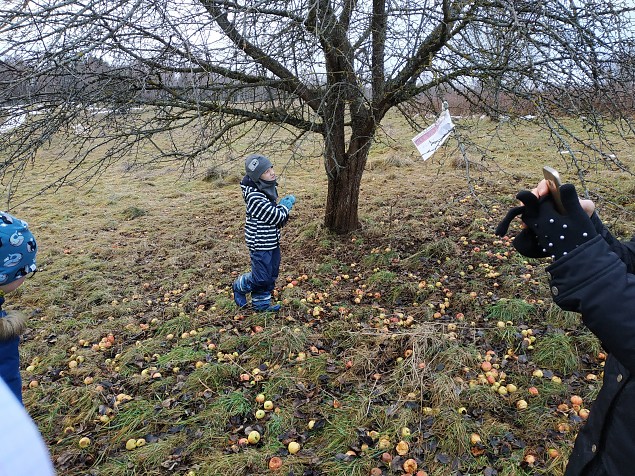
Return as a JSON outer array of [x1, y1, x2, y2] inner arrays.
[[5, 116, 635, 476]]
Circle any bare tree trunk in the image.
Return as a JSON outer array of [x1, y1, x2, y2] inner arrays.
[[324, 127, 373, 234], [324, 159, 361, 233]]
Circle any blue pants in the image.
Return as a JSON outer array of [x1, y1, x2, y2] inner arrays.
[[0, 335, 21, 403], [235, 247, 281, 309]]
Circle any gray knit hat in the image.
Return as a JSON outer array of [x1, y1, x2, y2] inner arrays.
[[245, 154, 273, 182]]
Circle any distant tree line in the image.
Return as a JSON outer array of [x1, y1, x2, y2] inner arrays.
[[3, 50, 634, 120]]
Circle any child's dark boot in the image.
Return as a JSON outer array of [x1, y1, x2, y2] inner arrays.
[[251, 292, 281, 312], [232, 273, 251, 308]]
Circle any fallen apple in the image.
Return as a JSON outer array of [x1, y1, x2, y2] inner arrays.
[[403, 458, 418, 473], [268, 456, 283, 471], [78, 436, 91, 448], [288, 441, 301, 454], [247, 430, 260, 444], [263, 400, 274, 411], [126, 438, 137, 450], [255, 409, 266, 419], [396, 440, 409, 455], [378, 437, 391, 450]]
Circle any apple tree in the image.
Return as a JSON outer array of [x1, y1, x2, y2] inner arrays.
[[1, 0, 634, 232]]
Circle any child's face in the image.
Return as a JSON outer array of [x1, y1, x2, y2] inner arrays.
[[0, 276, 25, 294], [260, 167, 276, 181]]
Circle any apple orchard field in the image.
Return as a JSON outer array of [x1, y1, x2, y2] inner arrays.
[[10, 117, 635, 476]]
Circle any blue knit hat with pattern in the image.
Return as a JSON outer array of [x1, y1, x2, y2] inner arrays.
[[0, 211, 37, 285]]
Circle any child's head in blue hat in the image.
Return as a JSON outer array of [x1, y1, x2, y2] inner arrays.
[[0, 212, 37, 293]]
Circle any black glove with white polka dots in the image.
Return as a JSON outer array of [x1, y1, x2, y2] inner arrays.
[[497, 184, 597, 259], [496, 199, 551, 258]]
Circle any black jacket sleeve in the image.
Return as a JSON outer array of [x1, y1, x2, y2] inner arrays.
[[547, 235, 635, 372], [591, 212, 635, 273]]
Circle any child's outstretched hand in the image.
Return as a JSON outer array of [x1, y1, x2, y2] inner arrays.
[[279, 195, 296, 211]]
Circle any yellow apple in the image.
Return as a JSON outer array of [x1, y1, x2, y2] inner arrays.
[[247, 430, 260, 444]]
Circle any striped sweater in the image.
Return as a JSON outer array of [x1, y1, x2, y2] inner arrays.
[[240, 176, 290, 251]]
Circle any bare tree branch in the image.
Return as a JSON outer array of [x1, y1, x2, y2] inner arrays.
[[0, 0, 634, 231]]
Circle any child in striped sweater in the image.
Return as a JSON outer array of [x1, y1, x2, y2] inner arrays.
[[232, 154, 296, 312]]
